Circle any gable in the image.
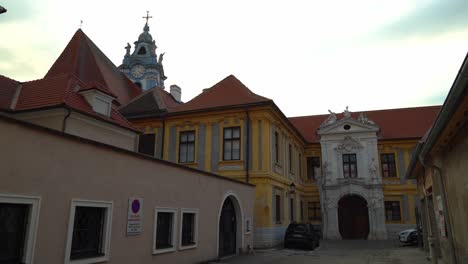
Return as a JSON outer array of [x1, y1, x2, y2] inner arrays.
[[318, 117, 379, 135]]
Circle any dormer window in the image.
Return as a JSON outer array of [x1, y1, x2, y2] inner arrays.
[[94, 97, 111, 116], [79, 88, 115, 118]]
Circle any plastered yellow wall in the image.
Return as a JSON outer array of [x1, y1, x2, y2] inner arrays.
[[129, 108, 419, 229]]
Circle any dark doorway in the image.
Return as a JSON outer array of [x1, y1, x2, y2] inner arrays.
[[338, 195, 369, 239], [219, 197, 236, 257], [0, 203, 29, 264]]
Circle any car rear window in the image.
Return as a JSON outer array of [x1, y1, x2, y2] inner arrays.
[[288, 224, 307, 232]]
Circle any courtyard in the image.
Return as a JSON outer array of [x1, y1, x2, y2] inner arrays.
[[217, 240, 429, 264]]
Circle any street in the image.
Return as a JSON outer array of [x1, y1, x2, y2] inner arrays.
[[217, 240, 429, 264]]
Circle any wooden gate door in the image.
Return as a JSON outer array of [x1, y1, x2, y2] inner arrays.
[[338, 195, 369, 239], [219, 198, 236, 257]]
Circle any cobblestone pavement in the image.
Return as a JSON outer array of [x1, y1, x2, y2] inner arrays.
[[216, 240, 429, 264]]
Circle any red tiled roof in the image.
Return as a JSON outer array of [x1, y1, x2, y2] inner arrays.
[[0, 75, 20, 110], [171, 75, 271, 113], [45, 29, 142, 106], [79, 81, 117, 98], [14, 74, 139, 132], [157, 88, 180, 111], [289, 106, 442, 143]]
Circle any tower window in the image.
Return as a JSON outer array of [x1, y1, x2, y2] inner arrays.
[[138, 47, 147, 55]]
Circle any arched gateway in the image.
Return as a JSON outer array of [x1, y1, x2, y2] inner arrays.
[[218, 196, 243, 257], [338, 194, 370, 239]]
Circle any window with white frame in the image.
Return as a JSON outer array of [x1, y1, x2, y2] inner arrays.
[[153, 208, 177, 254], [65, 200, 113, 264], [179, 209, 198, 250], [0, 194, 40, 264]]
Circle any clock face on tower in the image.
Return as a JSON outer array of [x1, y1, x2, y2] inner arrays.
[[131, 64, 145, 78]]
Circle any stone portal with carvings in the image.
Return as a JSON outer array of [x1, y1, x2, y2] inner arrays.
[[317, 107, 387, 240]]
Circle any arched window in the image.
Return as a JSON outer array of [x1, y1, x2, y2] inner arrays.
[[138, 47, 146, 55]]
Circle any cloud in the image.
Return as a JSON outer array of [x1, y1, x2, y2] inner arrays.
[[0, 0, 39, 23], [372, 1, 468, 40], [417, 89, 450, 106]]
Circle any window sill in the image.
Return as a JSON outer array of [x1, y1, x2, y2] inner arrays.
[[67, 255, 109, 264], [179, 161, 198, 166], [153, 247, 176, 255], [179, 243, 197, 251], [219, 160, 243, 165]]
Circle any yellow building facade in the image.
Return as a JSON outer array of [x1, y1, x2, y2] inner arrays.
[[121, 74, 440, 247]]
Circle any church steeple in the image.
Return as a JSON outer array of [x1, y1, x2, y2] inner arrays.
[[119, 11, 167, 90]]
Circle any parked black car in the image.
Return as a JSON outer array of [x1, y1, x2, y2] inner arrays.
[[284, 222, 320, 250]]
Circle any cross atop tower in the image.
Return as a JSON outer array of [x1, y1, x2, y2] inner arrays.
[[142, 11, 152, 24]]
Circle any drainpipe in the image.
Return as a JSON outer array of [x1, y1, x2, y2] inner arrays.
[[161, 118, 166, 159], [62, 106, 71, 133], [419, 160, 438, 264], [245, 109, 250, 183], [419, 155, 458, 264]]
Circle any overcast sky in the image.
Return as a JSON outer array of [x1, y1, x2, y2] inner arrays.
[[1, 0, 467, 116]]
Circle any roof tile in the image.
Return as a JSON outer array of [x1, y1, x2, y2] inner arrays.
[[171, 75, 271, 113], [289, 106, 442, 142], [45, 29, 142, 105], [0, 75, 20, 110], [15, 74, 139, 132]]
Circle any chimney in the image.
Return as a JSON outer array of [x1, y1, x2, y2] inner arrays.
[[170, 84, 182, 102]]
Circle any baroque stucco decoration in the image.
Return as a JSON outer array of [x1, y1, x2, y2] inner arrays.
[[334, 136, 363, 153]]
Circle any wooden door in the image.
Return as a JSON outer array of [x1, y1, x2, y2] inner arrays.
[[338, 195, 369, 239], [219, 198, 236, 257]]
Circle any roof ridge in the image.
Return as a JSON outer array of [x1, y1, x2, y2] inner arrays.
[[81, 33, 108, 91], [288, 105, 443, 119], [118, 87, 156, 110], [0, 74, 20, 83]]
